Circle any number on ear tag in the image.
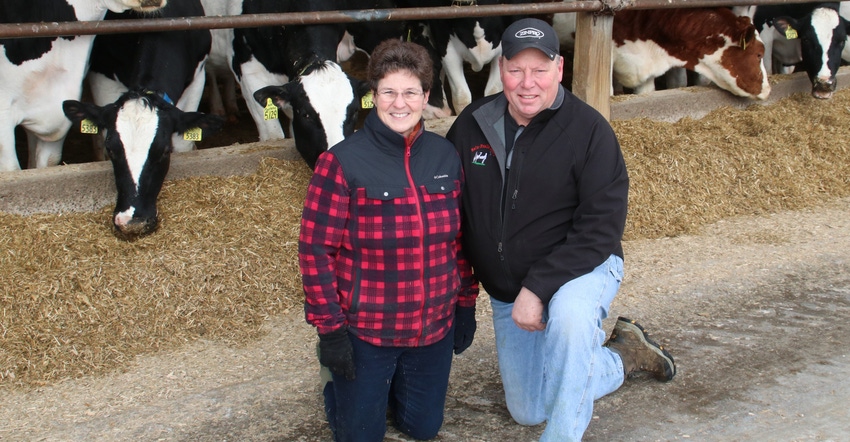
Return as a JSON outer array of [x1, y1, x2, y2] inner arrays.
[[263, 98, 278, 121], [785, 27, 798, 40], [80, 119, 98, 134], [361, 91, 374, 109], [183, 127, 203, 141]]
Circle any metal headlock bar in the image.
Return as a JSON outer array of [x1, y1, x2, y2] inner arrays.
[[0, 0, 822, 39]]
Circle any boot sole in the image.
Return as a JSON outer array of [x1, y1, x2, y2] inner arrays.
[[614, 316, 677, 381]]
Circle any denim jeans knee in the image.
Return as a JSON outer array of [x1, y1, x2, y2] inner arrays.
[[490, 255, 625, 441]]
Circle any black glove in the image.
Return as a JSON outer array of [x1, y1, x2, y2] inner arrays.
[[453, 305, 477, 355], [318, 327, 356, 380]]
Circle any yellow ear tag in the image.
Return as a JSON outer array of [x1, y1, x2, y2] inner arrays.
[[785, 27, 798, 40], [361, 91, 374, 109], [263, 98, 278, 121], [183, 127, 203, 142], [80, 119, 98, 134]]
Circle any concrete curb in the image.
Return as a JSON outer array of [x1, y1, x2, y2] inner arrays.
[[2, 68, 848, 215]]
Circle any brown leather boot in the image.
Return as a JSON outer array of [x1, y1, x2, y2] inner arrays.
[[605, 316, 676, 382]]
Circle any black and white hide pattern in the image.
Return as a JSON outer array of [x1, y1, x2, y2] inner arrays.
[[0, 0, 168, 172], [87, 0, 211, 159], [63, 91, 223, 239], [761, 2, 850, 99], [227, 0, 368, 170]]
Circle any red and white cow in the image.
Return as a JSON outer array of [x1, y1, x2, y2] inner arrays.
[[733, 4, 801, 75], [611, 7, 771, 100], [0, 0, 168, 172], [221, 0, 368, 169]]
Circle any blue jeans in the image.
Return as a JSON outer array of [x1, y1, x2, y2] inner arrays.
[[490, 254, 625, 442], [324, 331, 453, 442]]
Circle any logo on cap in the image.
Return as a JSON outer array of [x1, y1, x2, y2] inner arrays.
[[515, 27, 545, 39]]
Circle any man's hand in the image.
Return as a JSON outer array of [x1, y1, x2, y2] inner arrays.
[[512, 287, 545, 332]]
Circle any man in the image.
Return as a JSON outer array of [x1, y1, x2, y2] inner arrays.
[[445, 17, 676, 441]]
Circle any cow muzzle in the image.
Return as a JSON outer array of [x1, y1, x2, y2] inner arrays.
[[137, 0, 166, 10], [811, 77, 837, 100], [113, 214, 159, 240]]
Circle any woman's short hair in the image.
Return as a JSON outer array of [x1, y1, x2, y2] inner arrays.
[[367, 39, 433, 92]]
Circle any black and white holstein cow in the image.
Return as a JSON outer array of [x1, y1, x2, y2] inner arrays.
[[200, 0, 241, 122], [751, 2, 850, 99], [420, 0, 508, 115], [87, 0, 212, 158], [63, 0, 223, 239], [227, 0, 368, 169], [63, 92, 222, 239], [611, 7, 772, 100], [0, 0, 168, 172]]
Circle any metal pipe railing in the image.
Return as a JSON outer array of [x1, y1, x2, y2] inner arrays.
[[0, 0, 822, 39]]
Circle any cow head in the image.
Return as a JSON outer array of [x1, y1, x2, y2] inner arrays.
[[253, 60, 369, 170], [773, 6, 850, 99], [701, 16, 772, 100], [63, 91, 223, 240]]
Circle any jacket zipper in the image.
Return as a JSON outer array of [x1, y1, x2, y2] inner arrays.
[[498, 140, 523, 278], [405, 141, 427, 341]]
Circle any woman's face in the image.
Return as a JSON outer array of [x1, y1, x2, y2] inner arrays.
[[374, 70, 430, 138]]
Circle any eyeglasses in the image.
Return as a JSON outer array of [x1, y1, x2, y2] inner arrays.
[[376, 89, 424, 102]]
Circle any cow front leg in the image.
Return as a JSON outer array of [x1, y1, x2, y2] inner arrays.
[[27, 130, 66, 169], [443, 51, 473, 115], [0, 124, 22, 171], [483, 57, 503, 97]]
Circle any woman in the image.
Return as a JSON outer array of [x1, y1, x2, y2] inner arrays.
[[298, 39, 479, 442]]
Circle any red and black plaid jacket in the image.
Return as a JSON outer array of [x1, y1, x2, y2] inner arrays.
[[300, 110, 478, 347]]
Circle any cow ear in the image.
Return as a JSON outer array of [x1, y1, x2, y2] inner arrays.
[[741, 26, 756, 50], [253, 85, 291, 110], [62, 100, 106, 126], [734, 17, 756, 50], [772, 17, 800, 40], [175, 112, 225, 138], [354, 79, 371, 100], [352, 80, 372, 109]]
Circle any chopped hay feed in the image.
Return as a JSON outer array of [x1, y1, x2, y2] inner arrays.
[[2, 89, 850, 390]]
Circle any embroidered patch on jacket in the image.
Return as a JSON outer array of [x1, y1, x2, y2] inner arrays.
[[471, 144, 493, 166], [472, 151, 489, 166]]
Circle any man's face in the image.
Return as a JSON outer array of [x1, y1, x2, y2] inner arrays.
[[499, 48, 564, 126]]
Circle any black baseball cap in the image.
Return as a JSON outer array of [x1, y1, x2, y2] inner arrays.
[[501, 18, 560, 60]]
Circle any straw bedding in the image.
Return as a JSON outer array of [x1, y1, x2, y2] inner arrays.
[[2, 89, 849, 390]]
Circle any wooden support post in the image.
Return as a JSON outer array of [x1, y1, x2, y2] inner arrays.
[[572, 11, 613, 120]]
